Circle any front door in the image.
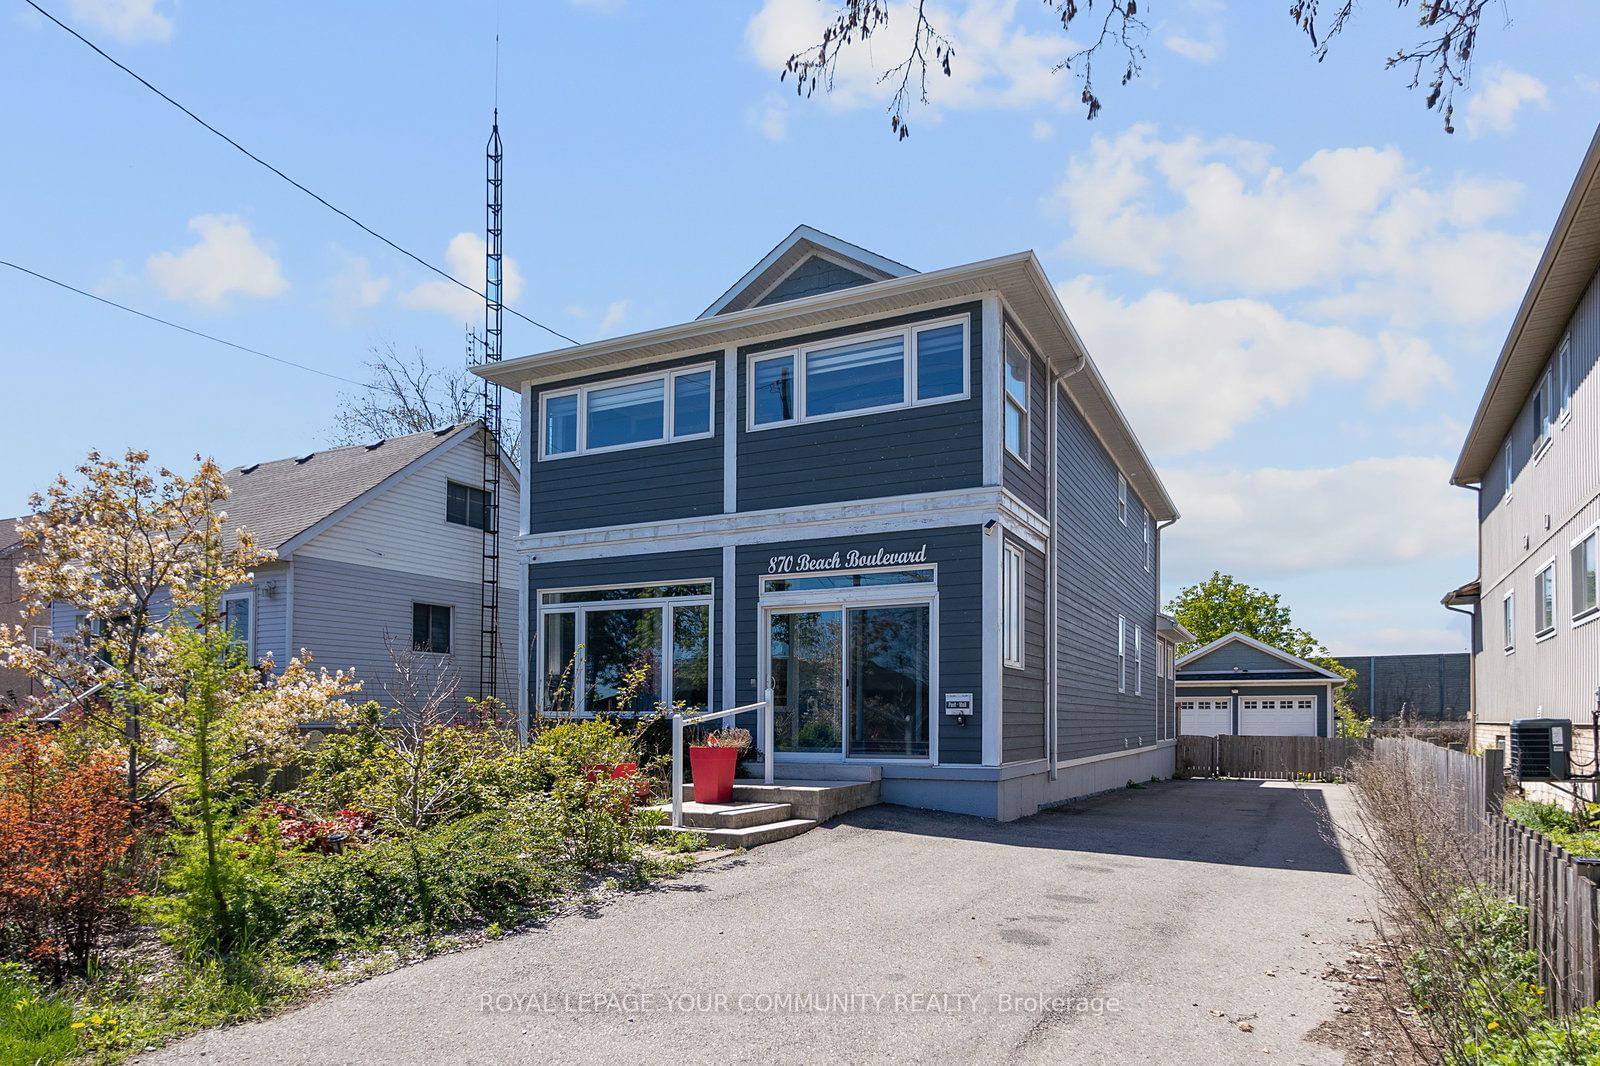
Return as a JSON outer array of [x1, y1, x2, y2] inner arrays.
[[767, 603, 931, 760]]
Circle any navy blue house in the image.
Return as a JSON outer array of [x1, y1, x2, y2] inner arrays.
[[479, 227, 1183, 820]]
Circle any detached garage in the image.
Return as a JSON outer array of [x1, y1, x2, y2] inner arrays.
[[1175, 632, 1347, 738]]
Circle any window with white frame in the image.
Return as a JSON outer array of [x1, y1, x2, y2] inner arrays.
[[1117, 615, 1127, 693], [1534, 562, 1557, 637], [1144, 515, 1152, 571], [1535, 366, 1556, 449], [1502, 590, 1515, 653], [1134, 627, 1143, 696], [1117, 474, 1128, 525], [222, 592, 253, 660], [1558, 334, 1574, 422], [29, 626, 49, 650], [1573, 528, 1598, 622], [539, 582, 713, 717], [748, 318, 969, 430], [1002, 544, 1024, 668], [1503, 439, 1513, 500], [1002, 332, 1029, 462], [541, 364, 714, 459], [412, 602, 451, 654]]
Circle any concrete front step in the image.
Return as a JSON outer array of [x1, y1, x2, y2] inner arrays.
[[694, 817, 818, 849], [683, 779, 880, 822], [646, 800, 794, 831]]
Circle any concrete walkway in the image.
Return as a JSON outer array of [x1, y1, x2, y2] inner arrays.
[[145, 779, 1371, 1065]]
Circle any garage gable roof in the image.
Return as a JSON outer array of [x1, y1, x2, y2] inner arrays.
[[1176, 631, 1346, 682]]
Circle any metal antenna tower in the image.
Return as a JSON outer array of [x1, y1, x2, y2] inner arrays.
[[478, 111, 504, 709]]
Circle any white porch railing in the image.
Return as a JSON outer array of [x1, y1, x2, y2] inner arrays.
[[670, 688, 774, 829]]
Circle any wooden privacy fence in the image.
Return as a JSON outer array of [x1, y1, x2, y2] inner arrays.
[[1486, 812, 1600, 1014], [1176, 734, 1372, 781]]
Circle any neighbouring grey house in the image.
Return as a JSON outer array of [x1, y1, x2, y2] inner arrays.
[[476, 224, 1183, 821], [1334, 653, 1471, 722], [1176, 632, 1347, 738], [1443, 125, 1600, 754], [48, 423, 519, 714]]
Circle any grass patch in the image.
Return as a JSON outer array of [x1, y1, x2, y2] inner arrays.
[[0, 964, 79, 1065]]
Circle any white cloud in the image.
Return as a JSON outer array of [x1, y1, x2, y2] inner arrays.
[[1030, 119, 1054, 141], [746, 0, 1072, 118], [1370, 334, 1452, 407], [1161, 456, 1474, 578], [751, 101, 789, 141], [326, 254, 391, 309], [399, 233, 525, 322], [145, 214, 287, 308], [1463, 65, 1550, 138], [597, 300, 628, 336], [1053, 125, 1540, 325], [1391, 413, 1467, 452], [1163, 33, 1218, 63], [1057, 275, 1377, 456], [68, 0, 172, 43]]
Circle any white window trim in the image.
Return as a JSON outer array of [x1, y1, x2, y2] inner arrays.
[[536, 580, 717, 718], [1571, 522, 1600, 624], [1558, 333, 1574, 427], [1502, 587, 1515, 654], [29, 625, 50, 649], [539, 362, 716, 461], [1134, 626, 1142, 696], [1002, 328, 1030, 467], [1534, 366, 1556, 459], [1002, 543, 1024, 669], [1534, 557, 1558, 640], [1503, 440, 1514, 501], [221, 590, 254, 662], [1117, 615, 1127, 693], [1117, 474, 1129, 526], [745, 315, 971, 433], [1143, 515, 1152, 571]]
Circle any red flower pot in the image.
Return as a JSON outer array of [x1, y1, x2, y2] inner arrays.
[[688, 746, 738, 804]]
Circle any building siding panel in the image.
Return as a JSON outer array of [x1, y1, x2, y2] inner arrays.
[[1001, 535, 1048, 763], [755, 255, 875, 307]]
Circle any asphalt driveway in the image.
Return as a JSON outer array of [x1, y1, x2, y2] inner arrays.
[[146, 779, 1371, 1065]]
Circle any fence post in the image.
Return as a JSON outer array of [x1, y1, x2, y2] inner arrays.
[[1482, 746, 1505, 812]]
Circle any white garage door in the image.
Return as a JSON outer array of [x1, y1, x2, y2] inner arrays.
[[1178, 698, 1232, 736], [1239, 697, 1318, 737]]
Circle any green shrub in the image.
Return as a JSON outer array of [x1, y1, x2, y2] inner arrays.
[[522, 772, 654, 869], [141, 805, 287, 963], [1504, 799, 1581, 835], [1464, 1005, 1600, 1065], [0, 964, 78, 1065], [274, 813, 567, 957], [530, 719, 636, 773]]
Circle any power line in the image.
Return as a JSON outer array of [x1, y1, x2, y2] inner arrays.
[[0, 258, 377, 390], [24, 0, 579, 347]]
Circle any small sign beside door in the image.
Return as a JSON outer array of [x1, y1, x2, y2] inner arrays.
[[943, 692, 974, 716]]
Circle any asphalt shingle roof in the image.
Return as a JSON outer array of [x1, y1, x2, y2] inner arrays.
[[221, 424, 474, 551]]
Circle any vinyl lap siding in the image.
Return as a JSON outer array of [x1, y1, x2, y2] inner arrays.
[[735, 304, 984, 512], [1001, 536, 1047, 763], [1183, 642, 1298, 674], [250, 563, 289, 670], [527, 353, 723, 533], [755, 256, 874, 306], [1476, 264, 1600, 726], [1055, 390, 1161, 760]]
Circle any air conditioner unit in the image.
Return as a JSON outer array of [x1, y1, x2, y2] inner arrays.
[[1510, 718, 1571, 782]]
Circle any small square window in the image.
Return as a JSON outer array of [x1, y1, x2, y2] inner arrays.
[[752, 354, 796, 426], [446, 482, 490, 531], [413, 603, 452, 654], [672, 369, 714, 438]]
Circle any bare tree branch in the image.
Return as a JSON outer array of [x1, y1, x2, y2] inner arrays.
[[329, 342, 521, 463]]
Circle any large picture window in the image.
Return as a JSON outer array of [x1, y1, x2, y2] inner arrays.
[[538, 582, 713, 717], [748, 316, 969, 429], [540, 364, 714, 460]]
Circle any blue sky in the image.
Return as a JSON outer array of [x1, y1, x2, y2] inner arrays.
[[2, 0, 1597, 655]]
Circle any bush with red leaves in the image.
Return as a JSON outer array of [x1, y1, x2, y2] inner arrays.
[[0, 731, 139, 978], [265, 801, 374, 854]]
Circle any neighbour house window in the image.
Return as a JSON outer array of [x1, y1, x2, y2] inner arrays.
[[221, 593, 251, 659], [1003, 333, 1029, 462], [1144, 515, 1153, 571], [1573, 529, 1599, 621], [540, 364, 714, 459], [749, 317, 969, 429], [1117, 474, 1128, 525], [1117, 616, 1127, 693], [1503, 440, 1514, 500], [1134, 627, 1143, 696], [1534, 563, 1556, 637], [29, 626, 49, 649], [538, 582, 714, 717], [1002, 544, 1024, 668], [1535, 367, 1556, 449], [445, 481, 490, 531], [412, 603, 451, 654], [1503, 591, 1515, 653]]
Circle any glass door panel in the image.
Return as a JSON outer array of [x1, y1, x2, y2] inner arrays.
[[847, 605, 930, 759], [541, 611, 576, 715], [769, 610, 843, 753], [584, 606, 663, 716], [671, 604, 711, 714]]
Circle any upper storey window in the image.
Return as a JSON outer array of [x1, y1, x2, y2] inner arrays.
[[1003, 333, 1029, 463], [541, 364, 714, 460], [748, 317, 969, 430]]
